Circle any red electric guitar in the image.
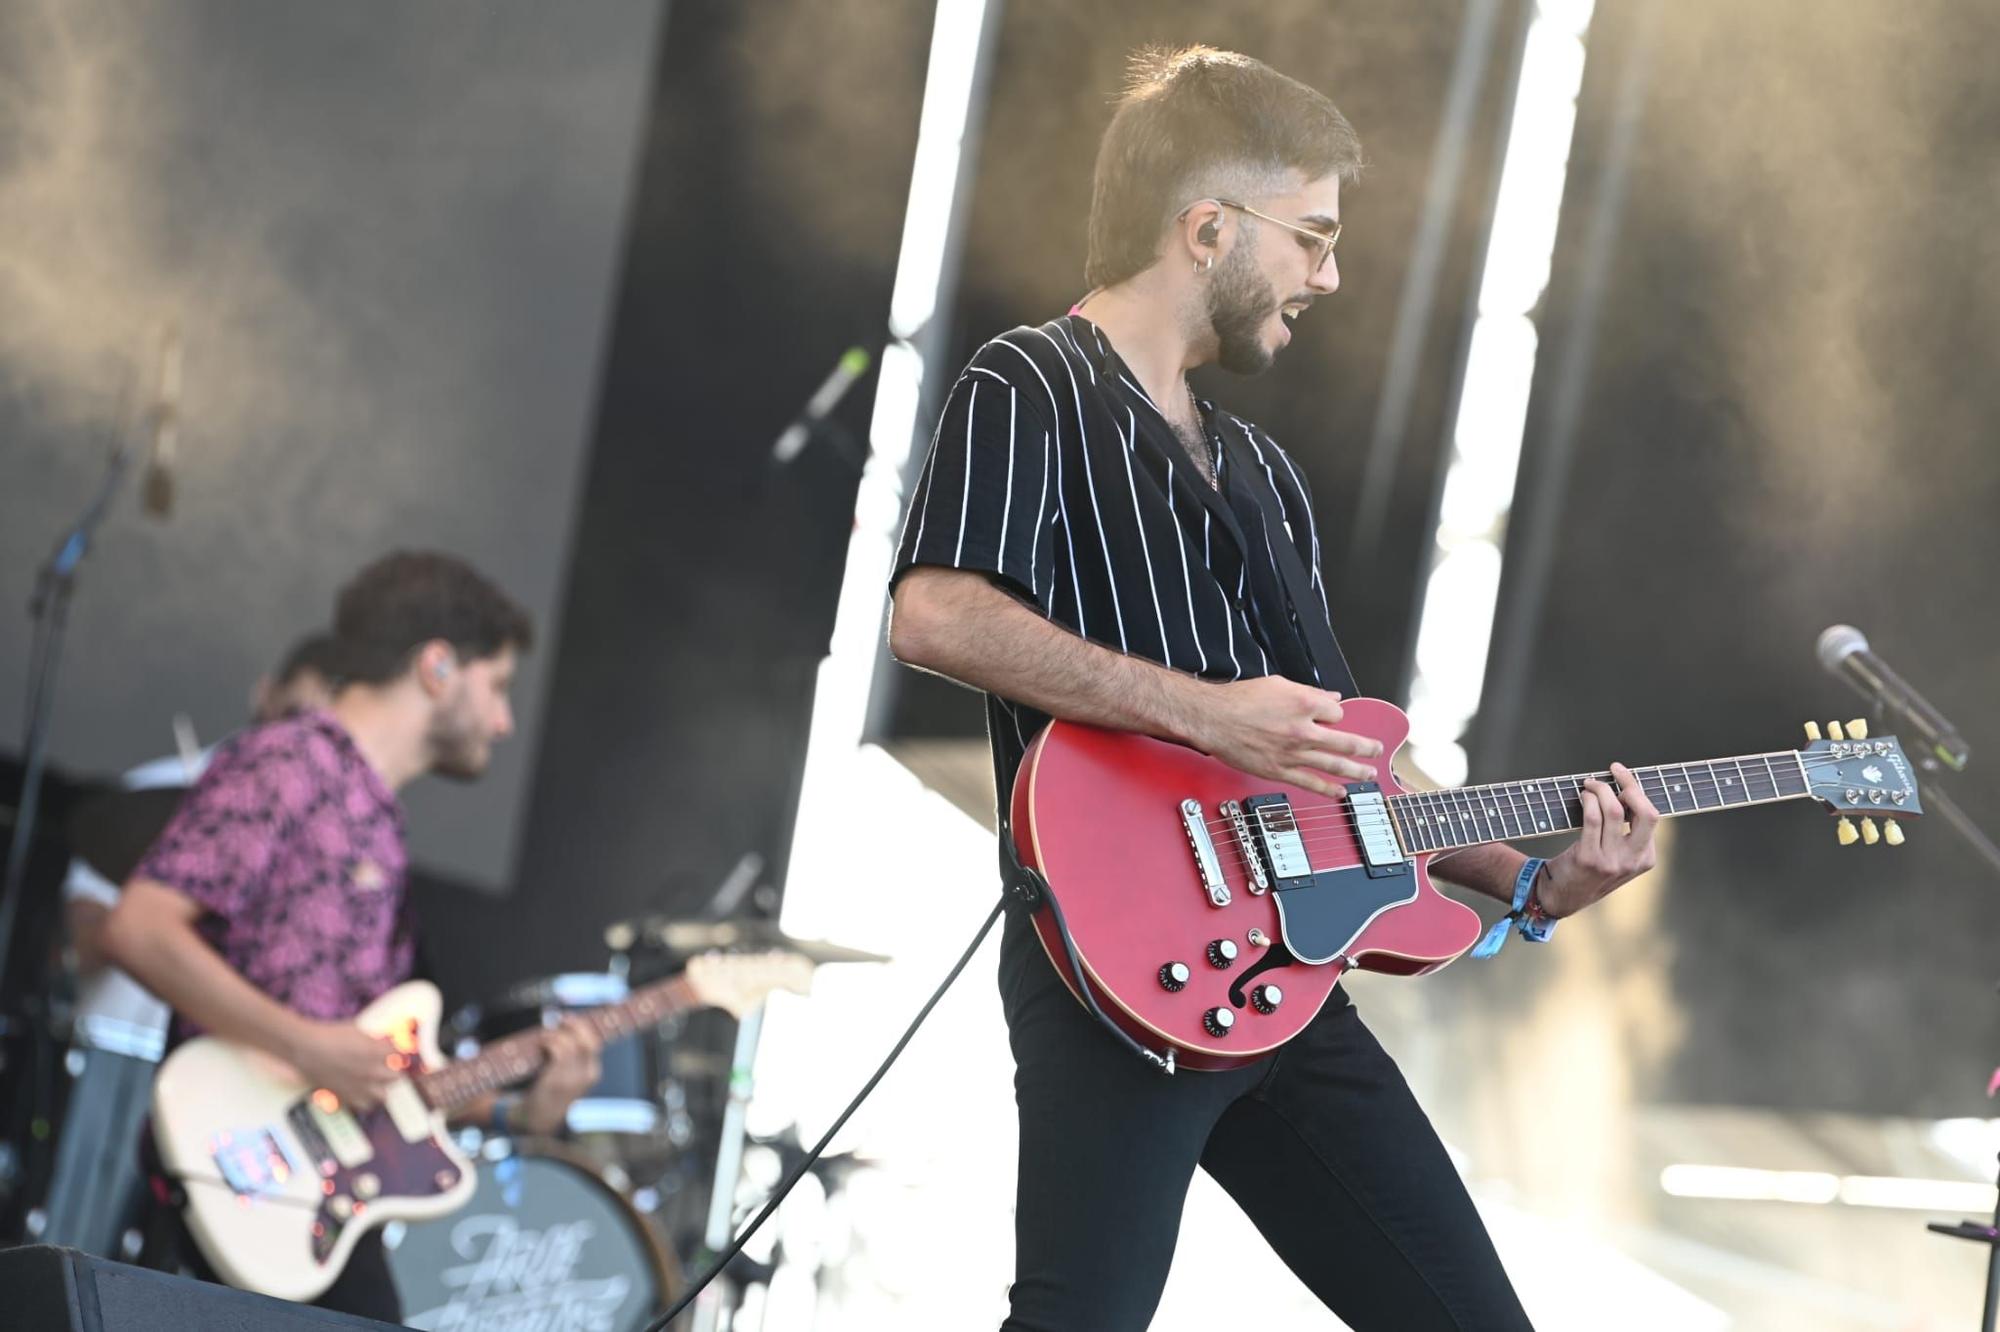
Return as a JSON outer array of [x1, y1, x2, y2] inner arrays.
[[1010, 700, 1922, 1071]]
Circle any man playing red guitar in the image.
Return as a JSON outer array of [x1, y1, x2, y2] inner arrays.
[[889, 46, 1662, 1331], [104, 551, 602, 1324]]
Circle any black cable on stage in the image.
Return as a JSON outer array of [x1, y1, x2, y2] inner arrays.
[[643, 897, 1005, 1332]]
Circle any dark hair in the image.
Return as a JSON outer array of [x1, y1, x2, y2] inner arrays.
[[272, 633, 347, 687], [331, 551, 533, 685], [1085, 45, 1364, 290]]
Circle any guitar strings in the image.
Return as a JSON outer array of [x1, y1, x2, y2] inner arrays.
[[1194, 749, 1870, 836], [1169, 752, 1901, 868], [1189, 749, 1880, 839]]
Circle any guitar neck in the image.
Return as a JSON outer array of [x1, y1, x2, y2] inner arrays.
[[416, 974, 698, 1115], [1389, 749, 1812, 854]]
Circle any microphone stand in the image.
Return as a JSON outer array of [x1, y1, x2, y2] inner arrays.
[[1924, 763, 2000, 1332], [1871, 708, 2000, 1330], [1911, 770, 2000, 881], [0, 426, 137, 1016]]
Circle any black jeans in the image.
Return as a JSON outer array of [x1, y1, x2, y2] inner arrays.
[[998, 909, 1531, 1331]]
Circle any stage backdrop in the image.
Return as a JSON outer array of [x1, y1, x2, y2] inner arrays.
[[0, 0, 663, 890]]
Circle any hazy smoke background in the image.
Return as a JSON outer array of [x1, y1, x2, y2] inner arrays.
[[0, 0, 663, 889], [1486, 0, 2000, 1115]]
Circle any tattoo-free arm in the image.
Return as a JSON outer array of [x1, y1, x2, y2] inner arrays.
[[888, 567, 1381, 795], [103, 877, 318, 1062]]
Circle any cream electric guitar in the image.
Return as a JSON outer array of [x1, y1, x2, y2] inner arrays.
[[151, 951, 812, 1303]]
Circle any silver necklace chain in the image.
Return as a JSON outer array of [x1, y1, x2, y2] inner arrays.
[[1183, 383, 1217, 487]]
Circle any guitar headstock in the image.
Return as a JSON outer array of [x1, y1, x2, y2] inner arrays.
[[1801, 718, 1923, 846], [684, 949, 817, 1017]]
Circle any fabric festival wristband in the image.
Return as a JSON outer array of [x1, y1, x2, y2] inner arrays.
[[1471, 857, 1554, 958]]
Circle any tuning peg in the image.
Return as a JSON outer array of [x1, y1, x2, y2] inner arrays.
[[1847, 718, 1869, 740], [1860, 817, 1880, 845], [1828, 721, 1847, 741], [1884, 821, 1905, 847], [1837, 817, 1859, 846], [1805, 721, 1823, 742]]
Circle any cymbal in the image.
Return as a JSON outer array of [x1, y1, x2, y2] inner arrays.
[[64, 785, 190, 886], [646, 920, 890, 966]]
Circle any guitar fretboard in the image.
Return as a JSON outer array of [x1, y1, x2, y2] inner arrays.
[[1388, 750, 1811, 854], [416, 974, 697, 1114]]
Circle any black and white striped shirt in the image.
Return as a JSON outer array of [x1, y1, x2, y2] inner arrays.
[[892, 312, 1342, 820]]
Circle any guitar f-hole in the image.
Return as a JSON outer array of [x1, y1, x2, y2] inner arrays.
[[1227, 942, 1298, 1009]]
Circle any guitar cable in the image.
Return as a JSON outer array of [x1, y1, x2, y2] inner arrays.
[[1025, 863, 1176, 1074], [646, 819, 1185, 1329], [643, 897, 1005, 1332]]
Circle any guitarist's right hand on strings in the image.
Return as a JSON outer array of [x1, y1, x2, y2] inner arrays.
[[1189, 676, 1383, 798], [292, 1022, 403, 1112]]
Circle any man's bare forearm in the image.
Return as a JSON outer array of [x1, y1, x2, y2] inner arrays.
[[890, 568, 1214, 748], [1428, 842, 1529, 905], [105, 879, 315, 1062]]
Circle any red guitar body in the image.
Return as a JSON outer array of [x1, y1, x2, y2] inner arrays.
[[1010, 699, 1482, 1071]]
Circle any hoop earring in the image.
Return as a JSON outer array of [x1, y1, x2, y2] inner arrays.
[[1196, 254, 1214, 275]]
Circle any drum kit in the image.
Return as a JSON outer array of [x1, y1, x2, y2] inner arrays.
[[401, 922, 888, 1331], [19, 789, 887, 1332]]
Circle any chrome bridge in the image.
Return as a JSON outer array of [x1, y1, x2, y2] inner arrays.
[[1220, 800, 1267, 893], [1180, 798, 1229, 906]]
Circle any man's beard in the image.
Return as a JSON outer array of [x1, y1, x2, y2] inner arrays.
[[427, 706, 490, 782], [1206, 242, 1281, 375]]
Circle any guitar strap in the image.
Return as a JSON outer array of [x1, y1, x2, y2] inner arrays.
[[1214, 425, 1360, 699]]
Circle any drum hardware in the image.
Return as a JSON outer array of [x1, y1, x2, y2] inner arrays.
[[447, 910, 888, 1330]]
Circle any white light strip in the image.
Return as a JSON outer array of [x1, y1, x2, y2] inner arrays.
[[1660, 1164, 1840, 1205], [781, 0, 989, 912], [1405, 0, 1594, 788], [1661, 1163, 2000, 1213]]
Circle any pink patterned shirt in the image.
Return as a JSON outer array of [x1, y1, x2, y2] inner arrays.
[[137, 710, 414, 1036]]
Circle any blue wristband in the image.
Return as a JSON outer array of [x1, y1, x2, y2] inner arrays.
[[1472, 857, 1555, 958]]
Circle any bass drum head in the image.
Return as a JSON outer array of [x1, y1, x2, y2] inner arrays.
[[385, 1139, 682, 1331]]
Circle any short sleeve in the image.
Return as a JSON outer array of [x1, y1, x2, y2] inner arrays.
[[133, 740, 308, 922], [893, 350, 1059, 612]]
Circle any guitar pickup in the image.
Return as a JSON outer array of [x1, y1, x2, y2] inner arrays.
[[1180, 799, 1229, 906], [299, 1094, 374, 1169], [1243, 795, 1313, 889], [1344, 784, 1411, 879]]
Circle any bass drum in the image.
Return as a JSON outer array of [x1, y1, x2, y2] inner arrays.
[[384, 1139, 683, 1331]]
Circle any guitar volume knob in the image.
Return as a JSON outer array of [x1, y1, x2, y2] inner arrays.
[[1157, 961, 1191, 992], [1203, 1007, 1236, 1037], [1206, 939, 1239, 969], [1251, 984, 1284, 1014]]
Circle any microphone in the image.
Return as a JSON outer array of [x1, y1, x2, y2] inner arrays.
[[771, 346, 872, 464], [1816, 624, 1970, 771], [143, 324, 181, 518]]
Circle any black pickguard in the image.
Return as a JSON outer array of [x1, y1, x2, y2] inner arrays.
[[1270, 863, 1417, 965]]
